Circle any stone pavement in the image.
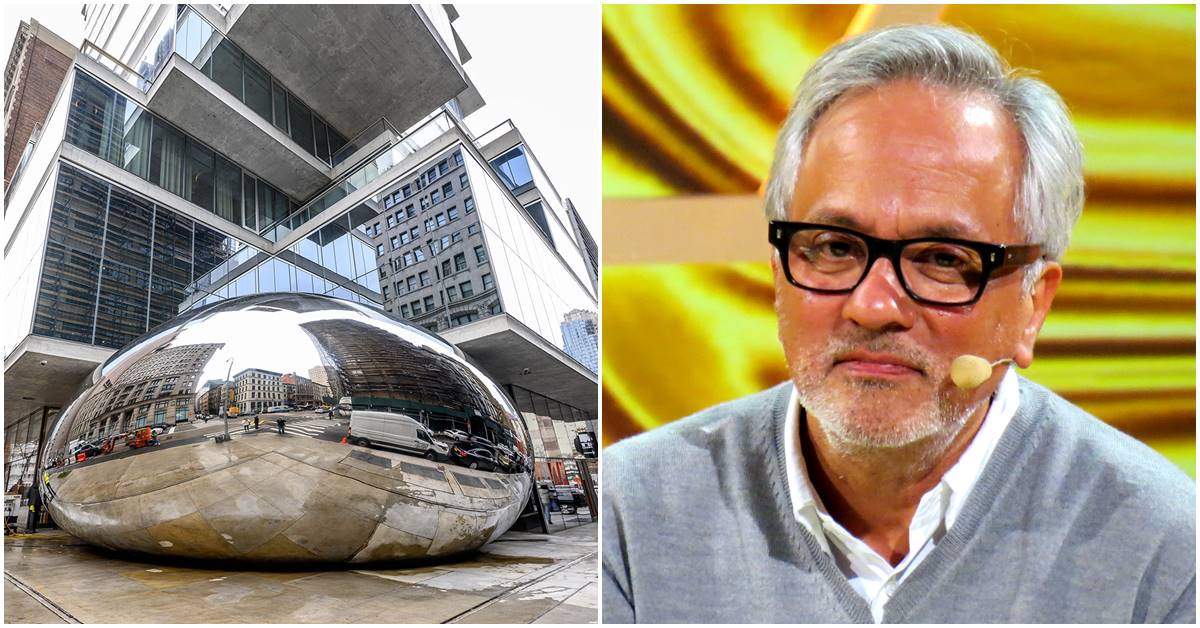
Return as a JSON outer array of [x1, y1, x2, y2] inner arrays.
[[4, 523, 597, 623]]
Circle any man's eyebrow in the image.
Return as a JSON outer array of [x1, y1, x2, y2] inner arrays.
[[804, 208, 978, 240]]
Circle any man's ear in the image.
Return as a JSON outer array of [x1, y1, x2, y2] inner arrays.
[[1013, 261, 1062, 368]]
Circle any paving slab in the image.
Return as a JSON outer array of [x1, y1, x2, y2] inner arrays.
[[4, 523, 596, 623]]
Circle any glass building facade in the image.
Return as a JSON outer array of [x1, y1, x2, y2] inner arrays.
[[65, 71, 298, 236], [34, 163, 251, 349]]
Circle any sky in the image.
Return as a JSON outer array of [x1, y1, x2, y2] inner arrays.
[[1, 3, 601, 238]]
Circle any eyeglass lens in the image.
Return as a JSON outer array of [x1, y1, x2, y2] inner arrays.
[[787, 228, 985, 303]]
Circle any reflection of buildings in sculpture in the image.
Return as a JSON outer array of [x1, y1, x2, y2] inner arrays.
[[67, 343, 222, 442], [560, 309, 598, 374], [298, 319, 522, 452], [197, 379, 226, 416], [306, 365, 340, 403], [280, 373, 329, 407], [233, 368, 285, 414]]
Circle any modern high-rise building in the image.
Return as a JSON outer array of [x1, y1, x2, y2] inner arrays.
[[561, 309, 598, 375], [3, 5, 599, 517]]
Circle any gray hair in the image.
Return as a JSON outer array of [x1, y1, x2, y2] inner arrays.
[[764, 24, 1084, 288]]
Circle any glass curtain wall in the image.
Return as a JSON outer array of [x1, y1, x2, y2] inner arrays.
[[462, 151, 598, 352], [174, 7, 347, 165], [4, 409, 53, 495], [65, 71, 296, 236], [33, 163, 254, 349]]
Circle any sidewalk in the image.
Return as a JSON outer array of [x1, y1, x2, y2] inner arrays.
[[4, 523, 597, 624]]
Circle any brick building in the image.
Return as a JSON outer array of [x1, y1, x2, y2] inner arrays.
[[3, 19, 75, 189]]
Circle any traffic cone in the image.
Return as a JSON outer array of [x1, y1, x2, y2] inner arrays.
[[340, 436, 347, 444]]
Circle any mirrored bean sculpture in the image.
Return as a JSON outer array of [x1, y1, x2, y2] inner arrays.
[[39, 293, 533, 562]]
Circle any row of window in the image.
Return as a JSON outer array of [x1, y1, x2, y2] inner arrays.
[[381, 151, 464, 209], [376, 177, 473, 240], [384, 244, 490, 300], [398, 273, 496, 318], [376, 202, 475, 259], [175, 8, 347, 165]]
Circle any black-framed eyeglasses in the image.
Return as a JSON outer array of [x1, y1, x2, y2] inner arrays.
[[768, 221, 1043, 306]]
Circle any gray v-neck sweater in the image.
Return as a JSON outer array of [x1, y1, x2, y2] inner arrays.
[[602, 378, 1195, 623]]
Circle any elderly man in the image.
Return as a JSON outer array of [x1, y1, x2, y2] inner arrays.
[[602, 24, 1195, 623]]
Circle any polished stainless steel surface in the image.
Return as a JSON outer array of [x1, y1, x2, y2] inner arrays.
[[40, 293, 532, 562]]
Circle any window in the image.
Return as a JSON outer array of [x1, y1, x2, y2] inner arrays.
[[431, 189, 441, 204], [481, 273, 494, 290], [420, 196, 430, 210], [460, 173, 469, 188], [459, 280, 474, 298], [272, 80, 288, 132], [390, 236, 399, 250], [411, 226, 420, 238], [243, 57, 272, 121], [438, 161, 449, 176], [402, 184, 411, 198], [406, 205, 416, 219], [454, 253, 467, 272], [411, 301, 422, 315], [424, 295, 435, 311], [451, 311, 479, 326], [442, 182, 454, 198], [386, 215, 396, 228], [379, 266, 387, 280], [400, 232, 410, 245], [523, 201, 554, 244], [467, 224, 480, 235], [414, 248, 426, 262], [382, 286, 389, 300], [419, 271, 430, 287], [446, 285, 458, 302], [451, 231, 462, 243], [464, 196, 475, 213], [394, 280, 403, 294], [436, 213, 448, 227], [288, 94, 314, 155], [490, 145, 534, 191], [401, 304, 409, 317], [475, 245, 487, 263], [440, 235, 451, 250], [406, 276, 417, 291], [373, 222, 382, 236], [376, 244, 384, 256], [403, 253, 413, 266], [448, 207, 460, 221], [430, 239, 440, 255], [441, 259, 452, 277], [384, 195, 394, 209], [425, 218, 436, 232], [453, 150, 463, 166]]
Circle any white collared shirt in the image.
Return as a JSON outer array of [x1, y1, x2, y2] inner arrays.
[[783, 368, 1019, 622]]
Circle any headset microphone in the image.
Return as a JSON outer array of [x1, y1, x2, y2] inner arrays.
[[950, 355, 1014, 390]]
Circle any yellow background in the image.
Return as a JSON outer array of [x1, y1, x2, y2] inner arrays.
[[602, 4, 1196, 476]]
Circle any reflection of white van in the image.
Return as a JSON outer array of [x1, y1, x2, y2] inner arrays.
[[348, 410, 448, 460], [333, 396, 353, 419]]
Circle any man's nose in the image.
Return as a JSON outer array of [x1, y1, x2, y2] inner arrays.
[[842, 257, 916, 331]]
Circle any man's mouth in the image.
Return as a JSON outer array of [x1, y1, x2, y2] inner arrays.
[[833, 351, 925, 377]]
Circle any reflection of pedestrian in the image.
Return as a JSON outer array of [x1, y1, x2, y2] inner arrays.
[[242, 418, 250, 432], [254, 416, 260, 430], [276, 417, 286, 434]]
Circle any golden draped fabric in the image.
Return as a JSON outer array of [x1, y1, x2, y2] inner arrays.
[[602, 4, 1196, 475]]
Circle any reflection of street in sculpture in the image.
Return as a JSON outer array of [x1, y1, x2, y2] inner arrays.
[[40, 293, 532, 562]]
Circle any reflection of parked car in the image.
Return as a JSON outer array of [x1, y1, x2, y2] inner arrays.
[[450, 443, 498, 471], [266, 405, 291, 414], [441, 429, 469, 442], [348, 410, 447, 460]]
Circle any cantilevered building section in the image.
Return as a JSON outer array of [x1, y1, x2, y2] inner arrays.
[[4, 5, 597, 504]]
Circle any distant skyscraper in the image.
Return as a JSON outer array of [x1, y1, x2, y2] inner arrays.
[[560, 309, 598, 374]]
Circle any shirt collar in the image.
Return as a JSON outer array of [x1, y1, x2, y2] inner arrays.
[[783, 368, 1021, 542]]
